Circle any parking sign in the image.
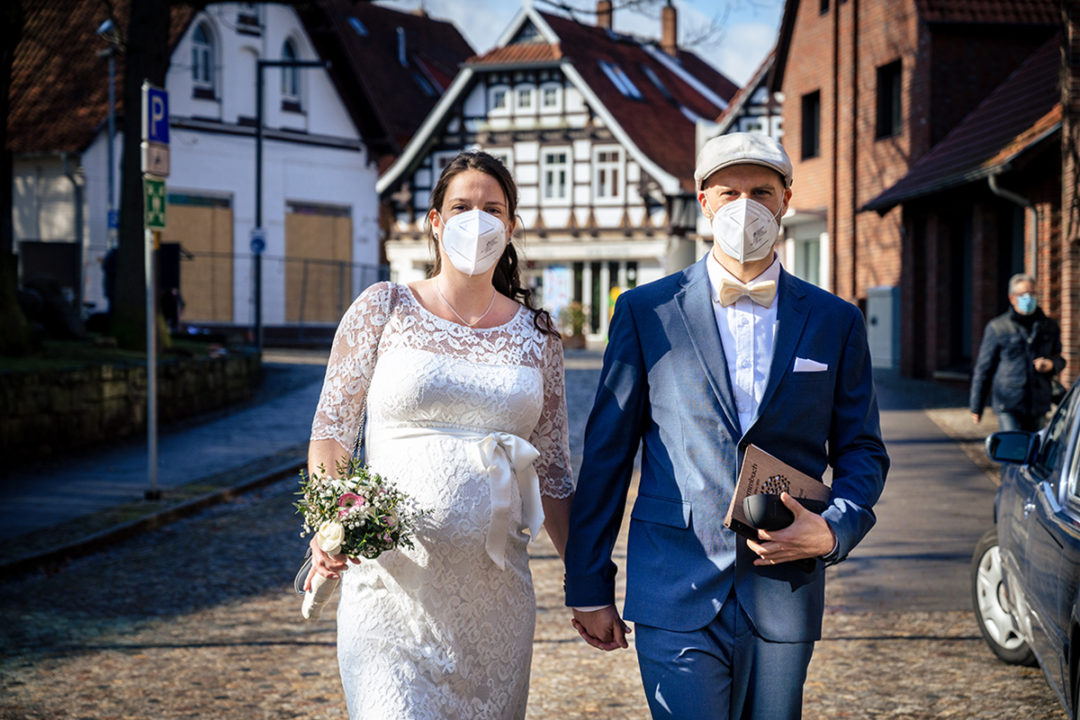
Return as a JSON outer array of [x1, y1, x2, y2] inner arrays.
[[142, 82, 169, 144]]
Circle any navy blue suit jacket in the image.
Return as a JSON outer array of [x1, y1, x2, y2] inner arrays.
[[564, 257, 889, 642]]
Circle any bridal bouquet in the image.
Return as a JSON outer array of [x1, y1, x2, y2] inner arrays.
[[295, 457, 421, 620]]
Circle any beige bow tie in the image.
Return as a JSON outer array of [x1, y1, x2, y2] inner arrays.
[[716, 277, 777, 307]]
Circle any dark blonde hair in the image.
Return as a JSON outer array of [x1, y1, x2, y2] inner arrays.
[[428, 151, 558, 337]]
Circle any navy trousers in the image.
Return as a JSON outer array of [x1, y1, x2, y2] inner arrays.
[[634, 591, 814, 720]]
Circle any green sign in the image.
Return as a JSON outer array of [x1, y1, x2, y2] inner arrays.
[[144, 175, 166, 229]]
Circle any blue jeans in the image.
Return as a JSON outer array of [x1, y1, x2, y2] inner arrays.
[[998, 411, 1043, 432]]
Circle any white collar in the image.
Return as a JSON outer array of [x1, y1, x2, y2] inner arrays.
[[706, 250, 782, 296]]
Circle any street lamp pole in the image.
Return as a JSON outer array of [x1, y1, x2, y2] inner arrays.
[[96, 19, 119, 248], [253, 58, 327, 351]]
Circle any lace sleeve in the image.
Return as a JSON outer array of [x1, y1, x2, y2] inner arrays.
[[310, 282, 394, 450], [530, 330, 574, 498]]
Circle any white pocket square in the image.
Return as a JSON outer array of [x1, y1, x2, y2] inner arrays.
[[793, 357, 828, 372]]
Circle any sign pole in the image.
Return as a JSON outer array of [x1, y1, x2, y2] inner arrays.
[[145, 226, 159, 500], [141, 80, 169, 502]]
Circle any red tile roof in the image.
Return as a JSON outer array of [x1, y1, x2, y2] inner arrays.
[[537, 12, 738, 191], [472, 43, 563, 66], [913, 0, 1059, 24], [302, 0, 473, 162], [863, 35, 1060, 212], [8, 0, 193, 154]]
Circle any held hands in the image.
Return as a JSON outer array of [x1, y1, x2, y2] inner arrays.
[[305, 534, 355, 591], [571, 606, 631, 651], [746, 492, 836, 567]]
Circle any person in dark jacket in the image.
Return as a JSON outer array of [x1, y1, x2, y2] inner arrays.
[[970, 273, 1065, 431]]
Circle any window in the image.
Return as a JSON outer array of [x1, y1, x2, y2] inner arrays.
[[281, 39, 301, 110], [489, 86, 509, 113], [876, 60, 903, 139], [487, 150, 513, 175], [516, 87, 533, 110], [795, 236, 821, 287], [1036, 388, 1080, 476], [542, 86, 559, 108], [598, 60, 643, 100], [237, 3, 260, 31], [820, 0, 830, 13], [593, 147, 622, 201], [541, 149, 570, 203], [432, 151, 459, 177], [191, 22, 214, 98], [801, 90, 820, 160], [641, 64, 673, 101], [348, 17, 368, 36]]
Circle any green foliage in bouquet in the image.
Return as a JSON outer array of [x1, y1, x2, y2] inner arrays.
[[295, 456, 422, 560]]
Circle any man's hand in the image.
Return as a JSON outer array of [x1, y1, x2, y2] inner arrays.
[[571, 606, 631, 651], [971, 412, 982, 424], [1034, 357, 1054, 373], [746, 492, 836, 566]]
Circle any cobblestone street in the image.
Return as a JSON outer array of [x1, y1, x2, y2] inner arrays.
[[0, 357, 1067, 719]]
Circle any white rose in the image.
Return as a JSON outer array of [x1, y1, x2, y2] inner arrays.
[[316, 521, 345, 555]]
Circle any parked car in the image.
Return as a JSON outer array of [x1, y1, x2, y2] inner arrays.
[[973, 381, 1080, 718]]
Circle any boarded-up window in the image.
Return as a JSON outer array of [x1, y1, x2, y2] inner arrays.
[[164, 194, 233, 323], [285, 202, 352, 324]]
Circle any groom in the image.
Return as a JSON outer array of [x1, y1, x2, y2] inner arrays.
[[564, 132, 888, 719]]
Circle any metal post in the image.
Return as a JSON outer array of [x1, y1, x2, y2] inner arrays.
[[255, 71, 263, 351], [145, 227, 159, 500], [253, 58, 327, 351], [107, 52, 116, 246]]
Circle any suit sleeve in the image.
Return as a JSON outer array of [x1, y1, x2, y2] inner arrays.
[[563, 295, 648, 607], [969, 322, 999, 415], [823, 306, 890, 564], [1049, 320, 1066, 375]]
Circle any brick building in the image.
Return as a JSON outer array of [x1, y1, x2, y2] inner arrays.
[[768, 0, 1059, 373]]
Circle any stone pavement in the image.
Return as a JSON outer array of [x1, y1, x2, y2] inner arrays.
[[0, 349, 1066, 719]]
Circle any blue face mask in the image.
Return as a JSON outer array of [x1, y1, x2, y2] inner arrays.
[[1016, 293, 1037, 315]]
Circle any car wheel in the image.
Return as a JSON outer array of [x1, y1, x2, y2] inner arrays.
[[972, 527, 1036, 666]]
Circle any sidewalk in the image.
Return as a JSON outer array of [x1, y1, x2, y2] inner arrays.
[[0, 351, 993, 578], [0, 349, 330, 574]]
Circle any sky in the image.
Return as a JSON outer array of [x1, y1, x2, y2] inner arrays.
[[374, 0, 786, 87]]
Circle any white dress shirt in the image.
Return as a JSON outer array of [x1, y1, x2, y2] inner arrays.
[[706, 251, 781, 434]]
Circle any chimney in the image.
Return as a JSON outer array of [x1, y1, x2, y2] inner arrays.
[[597, 0, 612, 30], [661, 1, 677, 57]]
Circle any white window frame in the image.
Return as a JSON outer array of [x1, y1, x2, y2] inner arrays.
[[486, 149, 514, 176], [281, 38, 301, 106], [432, 150, 460, 180], [515, 85, 534, 112], [191, 22, 214, 94], [539, 82, 562, 114], [592, 145, 624, 204], [598, 60, 642, 100], [489, 84, 510, 115], [541, 146, 572, 206]]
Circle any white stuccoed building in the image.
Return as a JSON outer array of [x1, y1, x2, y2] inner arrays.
[[10, 0, 472, 338], [376, 2, 739, 341]]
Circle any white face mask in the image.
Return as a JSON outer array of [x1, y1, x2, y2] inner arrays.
[[436, 209, 508, 276], [707, 197, 782, 264]]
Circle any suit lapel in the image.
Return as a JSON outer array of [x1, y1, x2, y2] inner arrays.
[[674, 258, 741, 436], [755, 269, 810, 419]]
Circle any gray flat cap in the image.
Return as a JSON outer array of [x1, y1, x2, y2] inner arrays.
[[694, 132, 794, 189]]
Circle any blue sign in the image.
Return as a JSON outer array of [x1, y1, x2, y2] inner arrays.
[[146, 86, 169, 145], [250, 227, 266, 255]]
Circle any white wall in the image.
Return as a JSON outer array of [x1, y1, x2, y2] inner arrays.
[[73, 1, 378, 325]]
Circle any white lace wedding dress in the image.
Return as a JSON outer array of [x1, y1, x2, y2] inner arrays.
[[309, 282, 573, 720]]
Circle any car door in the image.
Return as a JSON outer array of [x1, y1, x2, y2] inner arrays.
[[1021, 388, 1080, 701]]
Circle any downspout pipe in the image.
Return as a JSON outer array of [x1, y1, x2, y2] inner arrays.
[[62, 151, 85, 309], [988, 170, 1037, 281]]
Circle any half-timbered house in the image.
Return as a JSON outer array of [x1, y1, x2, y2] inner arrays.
[[376, 3, 738, 340]]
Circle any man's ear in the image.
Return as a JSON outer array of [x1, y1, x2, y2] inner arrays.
[[698, 191, 712, 220]]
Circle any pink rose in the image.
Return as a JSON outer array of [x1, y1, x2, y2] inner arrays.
[[337, 492, 367, 518]]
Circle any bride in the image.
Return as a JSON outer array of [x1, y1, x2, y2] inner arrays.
[[304, 151, 574, 719]]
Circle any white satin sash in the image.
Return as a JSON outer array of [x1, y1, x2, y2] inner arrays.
[[378, 426, 545, 569]]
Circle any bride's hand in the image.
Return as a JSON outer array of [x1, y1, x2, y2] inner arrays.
[[306, 535, 351, 590]]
